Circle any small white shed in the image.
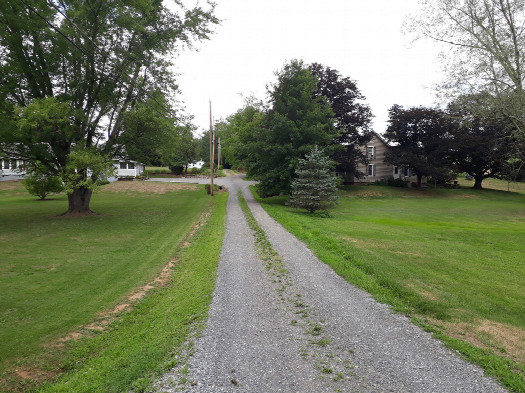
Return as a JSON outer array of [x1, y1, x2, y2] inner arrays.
[[111, 159, 146, 180]]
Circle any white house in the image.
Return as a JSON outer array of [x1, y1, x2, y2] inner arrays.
[[0, 156, 144, 181], [110, 159, 146, 180], [188, 160, 205, 169], [0, 158, 27, 179]]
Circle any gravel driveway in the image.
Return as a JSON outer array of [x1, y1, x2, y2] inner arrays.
[[152, 175, 506, 392]]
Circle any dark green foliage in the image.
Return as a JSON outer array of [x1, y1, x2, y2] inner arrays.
[[384, 105, 455, 187], [309, 63, 373, 176], [169, 165, 184, 175], [121, 98, 197, 168], [388, 177, 409, 187], [376, 177, 408, 187], [23, 172, 64, 199], [217, 63, 371, 193], [447, 93, 514, 189], [214, 98, 266, 170], [249, 60, 339, 197], [290, 146, 338, 213]]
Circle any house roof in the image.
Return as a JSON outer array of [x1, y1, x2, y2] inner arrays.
[[369, 130, 389, 146]]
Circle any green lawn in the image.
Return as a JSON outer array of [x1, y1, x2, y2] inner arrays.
[[254, 184, 525, 392], [458, 175, 525, 193], [0, 181, 227, 392]]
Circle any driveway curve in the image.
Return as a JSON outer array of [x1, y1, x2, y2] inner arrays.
[[152, 175, 506, 392]]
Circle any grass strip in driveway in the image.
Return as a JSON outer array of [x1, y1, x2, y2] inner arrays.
[[37, 191, 227, 393], [252, 184, 525, 392]]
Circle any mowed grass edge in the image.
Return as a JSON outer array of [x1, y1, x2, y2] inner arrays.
[[251, 184, 525, 392], [37, 191, 228, 393], [0, 182, 227, 392], [33, 194, 227, 393]]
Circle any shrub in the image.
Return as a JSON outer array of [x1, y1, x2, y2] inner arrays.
[[290, 146, 338, 213], [374, 177, 408, 187], [188, 167, 202, 174], [387, 177, 409, 187], [96, 178, 110, 186], [204, 184, 221, 195], [146, 168, 171, 174], [23, 172, 64, 199], [169, 165, 184, 175]]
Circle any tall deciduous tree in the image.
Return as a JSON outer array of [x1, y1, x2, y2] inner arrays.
[[447, 92, 512, 189], [0, 0, 217, 214], [217, 97, 266, 171], [121, 96, 197, 170], [407, 0, 525, 161], [384, 105, 454, 187], [248, 60, 339, 197], [309, 63, 373, 178], [408, 0, 525, 95]]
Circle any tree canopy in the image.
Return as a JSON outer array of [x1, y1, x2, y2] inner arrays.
[[218, 61, 372, 195], [213, 97, 266, 170], [0, 0, 217, 214], [384, 105, 454, 187], [247, 60, 339, 197], [309, 63, 373, 178], [447, 92, 513, 189], [408, 0, 525, 95], [407, 0, 525, 165]]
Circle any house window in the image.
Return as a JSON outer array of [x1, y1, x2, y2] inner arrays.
[[120, 161, 127, 170], [11, 160, 17, 169], [394, 166, 398, 175], [127, 162, 135, 169], [367, 146, 375, 159], [404, 167, 410, 177], [367, 164, 376, 176], [3, 160, 9, 169]]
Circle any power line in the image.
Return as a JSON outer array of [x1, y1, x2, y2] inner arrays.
[[19, 0, 86, 55]]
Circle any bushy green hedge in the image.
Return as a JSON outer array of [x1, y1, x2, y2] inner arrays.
[[375, 177, 408, 188], [23, 173, 64, 199]]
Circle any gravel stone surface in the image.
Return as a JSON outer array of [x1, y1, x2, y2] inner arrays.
[[152, 175, 507, 393]]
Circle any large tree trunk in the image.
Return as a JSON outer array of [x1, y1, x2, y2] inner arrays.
[[65, 187, 94, 215], [473, 175, 483, 190], [417, 174, 423, 188]]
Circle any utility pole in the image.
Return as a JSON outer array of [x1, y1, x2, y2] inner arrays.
[[209, 100, 215, 196]]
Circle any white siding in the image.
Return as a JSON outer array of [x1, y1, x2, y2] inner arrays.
[[0, 159, 26, 176]]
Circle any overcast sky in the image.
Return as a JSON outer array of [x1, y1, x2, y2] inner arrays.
[[173, 0, 443, 136]]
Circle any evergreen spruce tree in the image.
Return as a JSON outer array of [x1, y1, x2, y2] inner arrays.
[[290, 146, 338, 213]]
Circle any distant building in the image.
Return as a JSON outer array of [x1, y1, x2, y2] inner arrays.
[[0, 156, 145, 182], [109, 159, 146, 180], [188, 160, 205, 169], [0, 157, 27, 180], [354, 131, 425, 186]]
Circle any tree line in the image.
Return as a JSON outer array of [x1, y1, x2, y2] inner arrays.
[[212, 0, 525, 194], [209, 60, 372, 197], [385, 93, 524, 190], [0, 0, 217, 214], [1, 0, 524, 215], [207, 59, 524, 196]]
